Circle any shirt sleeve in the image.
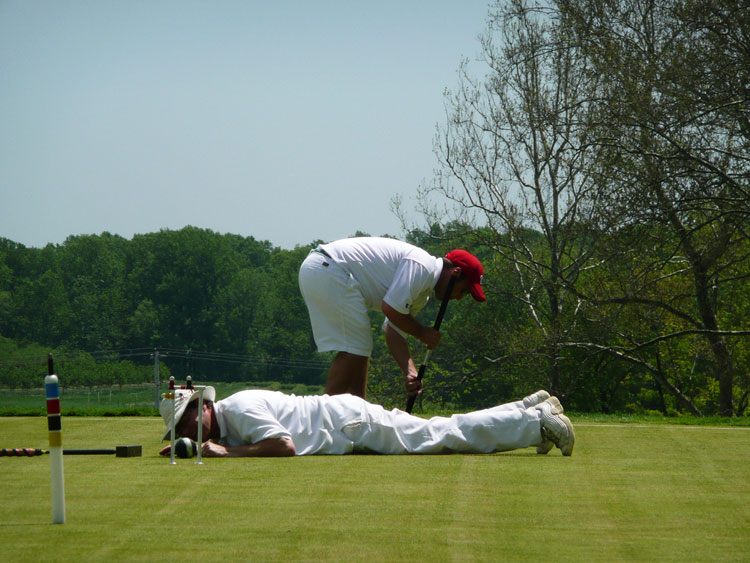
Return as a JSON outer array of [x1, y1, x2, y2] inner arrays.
[[382, 259, 435, 314], [382, 259, 435, 337]]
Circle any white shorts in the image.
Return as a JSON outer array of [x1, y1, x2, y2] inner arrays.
[[298, 251, 373, 357]]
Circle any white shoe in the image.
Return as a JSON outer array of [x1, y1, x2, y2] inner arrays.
[[536, 440, 555, 455], [522, 389, 550, 409], [545, 396, 564, 413], [535, 396, 563, 454], [536, 398, 575, 456]]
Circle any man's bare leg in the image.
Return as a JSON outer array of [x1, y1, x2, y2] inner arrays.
[[325, 352, 369, 398]]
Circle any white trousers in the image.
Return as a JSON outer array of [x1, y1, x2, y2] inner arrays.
[[339, 399, 543, 454]]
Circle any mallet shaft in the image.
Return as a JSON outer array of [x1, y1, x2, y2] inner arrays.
[[405, 276, 456, 413], [1, 445, 142, 457], [63, 449, 116, 455]]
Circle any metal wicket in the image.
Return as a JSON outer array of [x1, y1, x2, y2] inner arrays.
[[167, 376, 177, 464], [165, 375, 207, 464]]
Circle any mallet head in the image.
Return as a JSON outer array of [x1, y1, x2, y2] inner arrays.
[[115, 445, 142, 458]]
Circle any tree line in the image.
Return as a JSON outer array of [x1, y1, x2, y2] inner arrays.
[[1, 219, 747, 415], [0, 228, 325, 388]]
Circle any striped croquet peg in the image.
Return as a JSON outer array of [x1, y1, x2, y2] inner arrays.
[[45, 354, 65, 524]]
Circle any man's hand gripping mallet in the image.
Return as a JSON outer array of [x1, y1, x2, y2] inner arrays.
[[405, 276, 455, 414]]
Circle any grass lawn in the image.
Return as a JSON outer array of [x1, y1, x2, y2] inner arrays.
[[1, 416, 749, 562]]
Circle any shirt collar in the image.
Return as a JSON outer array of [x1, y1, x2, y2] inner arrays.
[[431, 257, 444, 290]]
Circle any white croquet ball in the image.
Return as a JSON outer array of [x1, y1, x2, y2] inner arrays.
[[175, 437, 197, 458]]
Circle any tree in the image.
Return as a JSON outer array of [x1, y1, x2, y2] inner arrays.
[[58, 233, 129, 350], [125, 227, 241, 349], [420, 0, 605, 398], [248, 246, 324, 384], [556, 0, 750, 415]]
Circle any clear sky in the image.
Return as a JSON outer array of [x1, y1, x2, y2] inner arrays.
[[0, 0, 490, 249]]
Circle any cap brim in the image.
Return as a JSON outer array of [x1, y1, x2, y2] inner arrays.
[[470, 284, 486, 302], [162, 399, 190, 441]]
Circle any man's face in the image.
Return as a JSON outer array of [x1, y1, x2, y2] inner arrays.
[[176, 401, 211, 440], [448, 277, 472, 301], [435, 268, 471, 301], [437, 270, 472, 301]]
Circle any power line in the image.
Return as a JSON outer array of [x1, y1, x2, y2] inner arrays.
[[0, 347, 330, 371]]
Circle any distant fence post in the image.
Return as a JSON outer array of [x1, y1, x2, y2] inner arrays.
[[150, 349, 166, 408]]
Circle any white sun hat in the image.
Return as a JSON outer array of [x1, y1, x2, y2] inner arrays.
[[160, 386, 216, 441]]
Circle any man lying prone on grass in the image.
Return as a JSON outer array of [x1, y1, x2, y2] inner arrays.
[[159, 386, 575, 458]]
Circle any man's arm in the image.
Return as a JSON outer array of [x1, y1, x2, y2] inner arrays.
[[203, 437, 296, 457], [384, 321, 422, 398], [381, 301, 440, 349]]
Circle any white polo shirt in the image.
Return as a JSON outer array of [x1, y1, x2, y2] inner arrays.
[[320, 237, 443, 316], [215, 390, 364, 455]]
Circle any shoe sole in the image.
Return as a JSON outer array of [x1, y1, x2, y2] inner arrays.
[[536, 441, 554, 455], [557, 412, 575, 456], [537, 400, 575, 456], [533, 396, 556, 454]]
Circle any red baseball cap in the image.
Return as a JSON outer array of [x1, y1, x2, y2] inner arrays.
[[445, 249, 486, 302]]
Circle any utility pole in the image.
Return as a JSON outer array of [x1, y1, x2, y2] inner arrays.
[[150, 349, 167, 407]]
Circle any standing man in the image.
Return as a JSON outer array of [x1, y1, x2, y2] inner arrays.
[[298, 237, 485, 399]]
